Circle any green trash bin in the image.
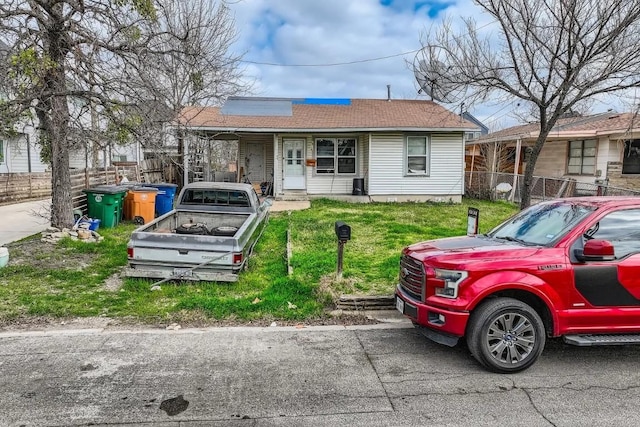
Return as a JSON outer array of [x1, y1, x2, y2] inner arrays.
[[82, 185, 128, 228]]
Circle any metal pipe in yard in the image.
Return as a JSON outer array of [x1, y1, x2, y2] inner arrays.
[[337, 241, 344, 280]]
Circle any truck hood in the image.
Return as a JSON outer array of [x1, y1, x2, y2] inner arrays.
[[405, 235, 542, 265]]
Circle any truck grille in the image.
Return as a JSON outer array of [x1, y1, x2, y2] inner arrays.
[[399, 255, 425, 301]]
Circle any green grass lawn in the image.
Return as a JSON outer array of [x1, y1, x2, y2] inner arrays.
[[0, 199, 517, 325]]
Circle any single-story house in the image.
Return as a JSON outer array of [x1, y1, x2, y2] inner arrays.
[[178, 97, 478, 202], [466, 112, 640, 189]]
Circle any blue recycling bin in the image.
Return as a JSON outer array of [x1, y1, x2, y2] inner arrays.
[[142, 183, 178, 216]]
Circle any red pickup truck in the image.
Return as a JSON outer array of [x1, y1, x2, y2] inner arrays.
[[395, 197, 640, 373]]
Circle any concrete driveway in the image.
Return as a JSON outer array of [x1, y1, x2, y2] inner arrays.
[[0, 199, 51, 246]]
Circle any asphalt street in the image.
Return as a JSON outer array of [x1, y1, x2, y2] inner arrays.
[[2, 323, 640, 426]]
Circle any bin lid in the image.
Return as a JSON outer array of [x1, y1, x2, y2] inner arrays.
[[130, 186, 159, 193], [83, 185, 128, 194]]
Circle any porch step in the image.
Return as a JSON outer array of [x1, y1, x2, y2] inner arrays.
[[564, 334, 640, 346]]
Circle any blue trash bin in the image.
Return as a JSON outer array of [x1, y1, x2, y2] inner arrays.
[[142, 183, 178, 216]]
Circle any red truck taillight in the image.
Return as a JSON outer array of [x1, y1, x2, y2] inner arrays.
[[127, 247, 134, 258], [233, 252, 243, 264]]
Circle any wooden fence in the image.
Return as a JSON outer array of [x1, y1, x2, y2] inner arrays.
[[0, 172, 54, 205], [0, 168, 119, 210]]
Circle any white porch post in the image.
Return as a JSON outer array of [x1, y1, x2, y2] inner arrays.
[[273, 134, 279, 195], [511, 138, 522, 202], [183, 136, 189, 187]]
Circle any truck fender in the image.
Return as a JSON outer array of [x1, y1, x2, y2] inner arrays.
[[464, 271, 561, 336]]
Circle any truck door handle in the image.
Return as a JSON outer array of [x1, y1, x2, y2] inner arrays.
[[178, 250, 189, 255]]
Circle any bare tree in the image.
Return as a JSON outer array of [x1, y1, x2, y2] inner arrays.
[[417, 0, 640, 208], [117, 0, 248, 176], [0, 0, 244, 228]]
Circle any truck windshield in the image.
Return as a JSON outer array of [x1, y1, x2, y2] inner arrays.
[[487, 201, 595, 246]]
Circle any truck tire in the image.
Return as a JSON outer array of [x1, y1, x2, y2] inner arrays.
[[175, 223, 209, 235], [467, 297, 545, 373]]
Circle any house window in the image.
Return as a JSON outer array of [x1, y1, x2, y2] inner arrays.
[[465, 131, 480, 141], [315, 138, 356, 174], [112, 155, 128, 162], [406, 136, 430, 175], [567, 140, 596, 175], [622, 139, 640, 174], [0, 140, 4, 163]]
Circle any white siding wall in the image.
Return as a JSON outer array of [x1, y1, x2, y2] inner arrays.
[[368, 133, 464, 199], [597, 137, 622, 179], [305, 134, 365, 195], [69, 148, 88, 169], [5, 134, 47, 173]]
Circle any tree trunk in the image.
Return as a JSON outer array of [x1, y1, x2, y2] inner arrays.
[[519, 130, 552, 209], [46, 22, 74, 229]]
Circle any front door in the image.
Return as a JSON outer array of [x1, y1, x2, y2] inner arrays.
[[245, 143, 265, 184], [283, 139, 305, 190]]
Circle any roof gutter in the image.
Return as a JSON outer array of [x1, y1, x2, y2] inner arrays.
[[171, 126, 477, 133]]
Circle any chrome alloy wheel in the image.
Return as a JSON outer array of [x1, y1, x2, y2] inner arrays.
[[485, 312, 536, 364]]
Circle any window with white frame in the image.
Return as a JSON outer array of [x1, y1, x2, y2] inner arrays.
[[315, 138, 356, 174], [567, 140, 596, 175], [406, 136, 430, 175]]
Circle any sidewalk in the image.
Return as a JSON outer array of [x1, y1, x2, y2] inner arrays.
[[0, 199, 51, 246]]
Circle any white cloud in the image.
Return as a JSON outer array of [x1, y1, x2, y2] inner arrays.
[[230, 0, 444, 100], [227, 0, 629, 130]]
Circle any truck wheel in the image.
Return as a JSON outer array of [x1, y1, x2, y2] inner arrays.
[[467, 297, 545, 373]]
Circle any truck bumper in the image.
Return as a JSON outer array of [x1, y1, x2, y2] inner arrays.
[[395, 285, 470, 339], [124, 264, 239, 282]]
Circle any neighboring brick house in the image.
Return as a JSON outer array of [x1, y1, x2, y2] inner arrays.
[[177, 97, 478, 202], [466, 112, 640, 190]]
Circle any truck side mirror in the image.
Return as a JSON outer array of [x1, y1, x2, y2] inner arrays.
[[335, 221, 351, 241], [575, 239, 615, 262]]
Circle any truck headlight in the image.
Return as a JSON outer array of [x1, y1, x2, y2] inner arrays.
[[433, 269, 468, 299]]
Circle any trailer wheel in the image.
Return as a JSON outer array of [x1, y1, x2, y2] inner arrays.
[[467, 297, 545, 373]]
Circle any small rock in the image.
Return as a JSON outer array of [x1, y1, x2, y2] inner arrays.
[[46, 227, 60, 233], [150, 285, 161, 291], [166, 323, 181, 331], [77, 229, 91, 240], [51, 232, 65, 239], [270, 322, 278, 327]]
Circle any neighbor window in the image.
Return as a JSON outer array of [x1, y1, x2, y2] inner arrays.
[[0, 140, 4, 163], [406, 136, 430, 175], [567, 140, 596, 175], [622, 139, 640, 174], [315, 138, 356, 174]]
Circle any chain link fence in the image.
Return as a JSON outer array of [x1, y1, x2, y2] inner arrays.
[[465, 171, 640, 203]]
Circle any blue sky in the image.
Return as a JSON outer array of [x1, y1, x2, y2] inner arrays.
[[227, 0, 518, 129], [227, 0, 627, 131]]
